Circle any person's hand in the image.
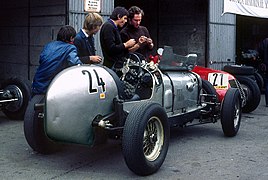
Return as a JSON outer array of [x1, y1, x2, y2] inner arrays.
[[146, 38, 154, 48], [138, 36, 147, 44], [124, 39, 136, 48], [90, 55, 102, 63], [147, 38, 153, 44]]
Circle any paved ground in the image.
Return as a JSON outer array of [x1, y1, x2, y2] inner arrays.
[[1, 95, 268, 180]]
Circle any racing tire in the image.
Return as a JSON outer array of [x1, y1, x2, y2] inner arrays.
[[236, 73, 264, 92], [223, 65, 255, 75], [122, 102, 170, 176], [24, 95, 60, 154], [2, 77, 31, 120], [235, 76, 261, 113], [221, 88, 242, 137]]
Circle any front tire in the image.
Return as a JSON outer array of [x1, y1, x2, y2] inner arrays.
[[221, 88, 242, 137], [122, 102, 170, 176], [24, 95, 60, 154]]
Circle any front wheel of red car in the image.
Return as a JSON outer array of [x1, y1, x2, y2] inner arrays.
[[122, 102, 170, 176], [221, 88, 242, 137]]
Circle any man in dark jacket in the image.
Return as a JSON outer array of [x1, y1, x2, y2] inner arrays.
[[100, 6, 136, 69], [120, 6, 154, 60], [74, 12, 103, 64]]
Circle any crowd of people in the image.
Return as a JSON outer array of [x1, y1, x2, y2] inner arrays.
[[32, 6, 153, 95]]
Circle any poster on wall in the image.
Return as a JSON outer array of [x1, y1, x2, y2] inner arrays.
[[84, 0, 101, 12], [223, 0, 268, 18]]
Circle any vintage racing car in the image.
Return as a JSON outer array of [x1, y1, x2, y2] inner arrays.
[[24, 46, 242, 176], [0, 77, 31, 119], [192, 65, 260, 113]]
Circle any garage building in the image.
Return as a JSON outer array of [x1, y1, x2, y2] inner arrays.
[[0, 0, 267, 82]]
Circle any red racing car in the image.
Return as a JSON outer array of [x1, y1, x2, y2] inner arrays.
[[192, 66, 238, 101], [192, 65, 260, 113]]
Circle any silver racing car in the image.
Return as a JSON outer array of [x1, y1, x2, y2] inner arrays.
[[24, 46, 243, 176]]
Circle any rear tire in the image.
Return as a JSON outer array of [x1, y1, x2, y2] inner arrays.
[[235, 76, 261, 113], [253, 72, 264, 91], [122, 102, 169, 176], [223, 65, 255, 75], [221, 88, 242, 137], [24, 95, 60, 154]]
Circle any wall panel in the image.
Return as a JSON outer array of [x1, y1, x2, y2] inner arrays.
[[208, 0, 236, 70]]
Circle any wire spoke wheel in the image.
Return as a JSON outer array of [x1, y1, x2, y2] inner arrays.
[[143, 117, 164, 161], [233, 100, 241, 128]]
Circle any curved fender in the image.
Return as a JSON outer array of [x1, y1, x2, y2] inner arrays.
[[45, 65, 118, 145]]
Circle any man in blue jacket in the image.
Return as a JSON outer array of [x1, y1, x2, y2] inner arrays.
[[32, 25, 84, 95]]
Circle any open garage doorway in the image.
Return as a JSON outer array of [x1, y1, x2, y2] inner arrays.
[[236, 15, 268, 64], [236, 15, 268, 89]]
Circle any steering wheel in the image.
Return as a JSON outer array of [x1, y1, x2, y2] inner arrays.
[[121, 52, 144, 81], [128, 52, 144, 65]]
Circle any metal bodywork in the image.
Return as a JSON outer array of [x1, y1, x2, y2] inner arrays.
[[46, 65, 118, 145]]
